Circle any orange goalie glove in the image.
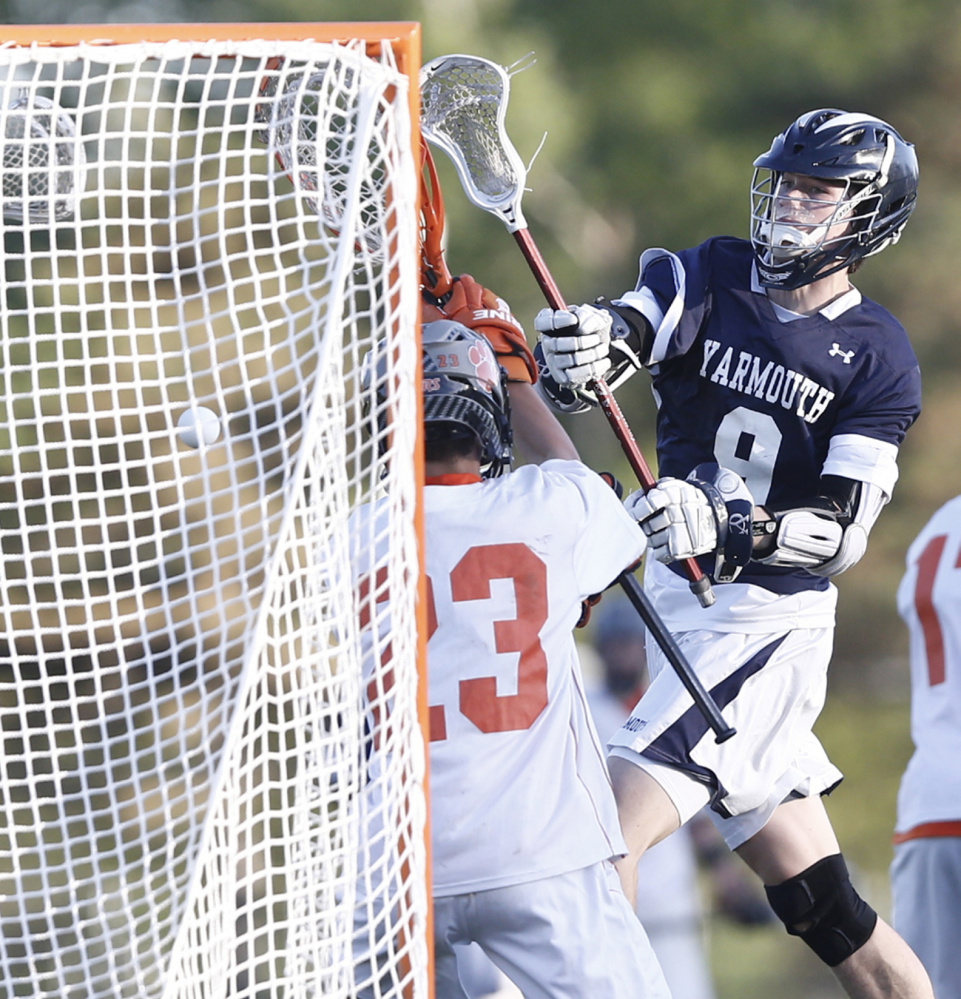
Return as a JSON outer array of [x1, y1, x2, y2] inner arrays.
[[422, 274, 538, 384]]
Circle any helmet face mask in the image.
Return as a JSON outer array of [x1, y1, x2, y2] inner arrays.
[[750, 109, 918, 290], [751, 171, 865, 282]]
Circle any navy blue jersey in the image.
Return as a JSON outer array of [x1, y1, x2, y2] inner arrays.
[[630, 236, 921, 593]]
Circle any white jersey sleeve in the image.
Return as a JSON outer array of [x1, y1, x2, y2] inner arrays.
[[821, 433, 900, 498], [895, 495, 961, 833], [554, 459, 646, 594]]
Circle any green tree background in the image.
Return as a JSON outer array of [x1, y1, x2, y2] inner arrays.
[[7, 2, 959, 996]]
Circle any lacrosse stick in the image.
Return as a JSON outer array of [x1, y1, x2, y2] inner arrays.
[[616, 571, 735, 742], [419, 140, 455, 297], [256, 53, 392, 260], [421, 55, 736, 743], [420, 54, 714, 609], [258, 55, 456, 303]]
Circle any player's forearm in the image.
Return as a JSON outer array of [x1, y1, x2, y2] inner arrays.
[[507, 381, 579, 464]]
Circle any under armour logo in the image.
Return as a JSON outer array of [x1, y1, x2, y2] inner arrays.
[[829, 343, 856, 364]]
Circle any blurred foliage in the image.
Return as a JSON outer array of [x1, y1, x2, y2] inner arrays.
[[8, 0, 947, 738], [149, 0, 961, 687]]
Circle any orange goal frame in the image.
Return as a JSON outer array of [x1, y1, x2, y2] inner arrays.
[[0, 21, 432, 999]]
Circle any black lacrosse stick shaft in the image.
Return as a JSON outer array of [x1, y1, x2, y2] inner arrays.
[[617, 571, 735, 743]]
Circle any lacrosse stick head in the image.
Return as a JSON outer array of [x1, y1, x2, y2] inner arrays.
[[420, 54, 528, 233], [1, 91, 85, 224], [258, 56, 385, 259]]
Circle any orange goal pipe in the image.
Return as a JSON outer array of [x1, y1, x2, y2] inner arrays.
[[0, 22, 421, 48], [0, 20, 433, 997]]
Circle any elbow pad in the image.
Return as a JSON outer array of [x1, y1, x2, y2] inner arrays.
[[810, 521, 868, 577], [809, 479, 888, 577], [755, 509, 844, 569], [754, 479, 888, 576]]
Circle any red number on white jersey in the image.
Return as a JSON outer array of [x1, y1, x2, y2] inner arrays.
[[911, 533, 961, 686], [428, 542, 549, 741], [356, 566, 394, 748]]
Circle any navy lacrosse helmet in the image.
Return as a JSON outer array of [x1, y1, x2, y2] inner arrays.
[[750, 109, 918, 290], [421, 319, 513, 478]]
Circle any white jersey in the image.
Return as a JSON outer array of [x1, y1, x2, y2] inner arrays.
[[895, 494, 961, 834], [644, 557, 837, 635], [425, 460, 646, 896]]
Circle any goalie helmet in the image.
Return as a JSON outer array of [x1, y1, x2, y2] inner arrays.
[[421, 319, 512, 478], [750, 109, 918, 290], [360, 320, 512, 478]]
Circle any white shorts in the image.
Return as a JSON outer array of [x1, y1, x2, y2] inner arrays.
[[433, 862, 671, 999], [891, 837, 961, 999], [608, 626, 843, 849]]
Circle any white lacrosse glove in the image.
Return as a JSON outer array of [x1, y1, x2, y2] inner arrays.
[[534, 304, 613, 387], [627, 465, 756, 582], [626, 478, 719, 563]]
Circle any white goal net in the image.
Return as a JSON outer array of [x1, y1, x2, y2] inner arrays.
[[0, 25, 428, 999]]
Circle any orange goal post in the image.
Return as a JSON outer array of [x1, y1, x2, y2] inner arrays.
[[0, 22, 431, 999]]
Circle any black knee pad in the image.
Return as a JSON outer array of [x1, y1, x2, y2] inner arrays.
[[765, 853, 878, 966]]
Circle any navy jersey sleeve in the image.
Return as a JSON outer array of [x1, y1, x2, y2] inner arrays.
[[633, 241, 718, 364], [829, 304, 921, 448]]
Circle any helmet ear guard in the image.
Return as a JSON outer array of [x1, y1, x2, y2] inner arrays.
[[751, 109, 918, 290]]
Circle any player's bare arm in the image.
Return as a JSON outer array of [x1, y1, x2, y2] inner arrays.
[[507, 381, 579, 464]]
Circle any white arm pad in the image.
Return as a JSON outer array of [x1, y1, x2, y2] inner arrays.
[[757, 510, 843, 568], [809, 480, 888, 577], [758, 481, 889, 576]]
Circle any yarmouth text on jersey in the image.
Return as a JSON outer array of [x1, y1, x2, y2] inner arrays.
[[700, 339, 835, 424]]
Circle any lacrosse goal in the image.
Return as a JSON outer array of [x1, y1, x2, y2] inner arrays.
[[0, 23, 429, 999]]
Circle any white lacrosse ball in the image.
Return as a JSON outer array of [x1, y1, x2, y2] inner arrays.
[[177, 406, 222, 448]]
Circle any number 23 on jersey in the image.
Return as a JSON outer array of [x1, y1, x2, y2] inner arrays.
[[426, 542, 550, 742]]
